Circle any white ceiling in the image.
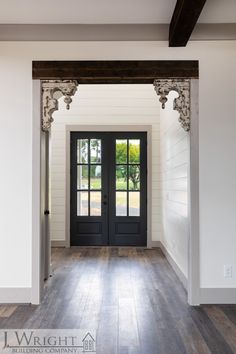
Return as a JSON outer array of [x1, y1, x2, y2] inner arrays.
[[199, 0, 236, 23], [0, 0, 235, 24], [0, 0, 176, 24]]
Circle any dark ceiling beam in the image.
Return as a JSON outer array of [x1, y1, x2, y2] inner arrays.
[[169, 0, 207, 47], [32, 60, 199, 83]]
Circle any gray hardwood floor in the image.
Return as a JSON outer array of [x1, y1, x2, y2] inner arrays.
[[1, 247, 236, 354]]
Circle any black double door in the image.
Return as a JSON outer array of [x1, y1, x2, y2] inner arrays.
[[71, 132, 147, 246]]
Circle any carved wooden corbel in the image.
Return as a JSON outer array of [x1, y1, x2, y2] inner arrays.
[[42, 80, 78, 131], [153, 79, 190, 132]]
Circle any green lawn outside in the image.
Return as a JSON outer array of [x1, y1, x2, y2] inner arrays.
[[90, 178, 139, 190], [89, 178, 139, 206]]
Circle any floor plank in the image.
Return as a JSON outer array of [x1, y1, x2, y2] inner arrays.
[[1, 247, 236, 354]]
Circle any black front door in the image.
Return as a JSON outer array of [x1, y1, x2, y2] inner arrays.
[[71, 132, 147, 246]]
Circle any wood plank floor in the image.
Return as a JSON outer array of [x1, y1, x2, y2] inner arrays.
[[1, 247, 236, 354]]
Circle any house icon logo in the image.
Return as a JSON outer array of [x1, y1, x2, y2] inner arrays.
[[82, 332, 96, 352]]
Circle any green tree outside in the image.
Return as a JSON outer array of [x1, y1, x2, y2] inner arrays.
[[116, 141, 140, 190]]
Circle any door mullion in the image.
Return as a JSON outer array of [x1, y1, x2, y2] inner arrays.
[[107, 133, 113, 245]]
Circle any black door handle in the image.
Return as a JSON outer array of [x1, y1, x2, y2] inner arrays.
[[44, 210, 50, 215], [103, 201, 107, 205]]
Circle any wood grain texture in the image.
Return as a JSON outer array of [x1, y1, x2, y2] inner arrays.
[[169, 0, 207, 47], [0, 305, 17, 318], [1, 248, 236, 354], [32, 60, 199, 81]]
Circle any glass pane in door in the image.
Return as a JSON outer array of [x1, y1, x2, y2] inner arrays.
[[77, 165, 89, 189], [77, 191, 88, 216], [128, 165, 140, 190], [77, 139, 89, 163], [129, 192, 140, 216], [90, 139, 102, 163], [129, 139, 140, 163], [116, 165, 127, 190], [90, 192, 102, 216], [116, 192, 127, 216], [116, 140, 127, 164], [90, 165, 102, 190]]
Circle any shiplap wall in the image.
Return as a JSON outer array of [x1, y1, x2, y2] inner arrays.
[[160, 91, 189, 278], [51, 84, 161, 242]]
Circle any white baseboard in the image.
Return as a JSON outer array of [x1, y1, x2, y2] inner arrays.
[[157, 242, 188, 291], [0, 288, 31, 303], [152, 242, 236, 304], [1, 265, 235, 306], [51, 240, 66, 248], [200, 288, 236, 304], [151, 241, 161, 248]]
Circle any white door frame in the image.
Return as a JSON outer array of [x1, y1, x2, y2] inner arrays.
[[31, 79, 200, 306], [188, 79, 200, 305]]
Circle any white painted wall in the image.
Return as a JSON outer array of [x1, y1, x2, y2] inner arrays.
[[0, 41, 236, 301], [160, 91, 189, 278], [51, 84, 160, 242]]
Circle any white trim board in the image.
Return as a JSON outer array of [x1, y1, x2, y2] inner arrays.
[[0, 288, 31, 303], [51, 241, 67, 248], [188, 79, 200, 305], [159, 242, 188, 291], [152, 241, 188, 291], [0, 24, 236, 41], [200, 289, 236, 304], [65, 125, 153, 249], [152, 241, 236, 305], [151, 241, 161, 248], [31, 80, 42, 305]]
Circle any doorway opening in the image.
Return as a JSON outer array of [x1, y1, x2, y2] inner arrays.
[[32, 60, 199, 306], [71, 131, 147, 246]]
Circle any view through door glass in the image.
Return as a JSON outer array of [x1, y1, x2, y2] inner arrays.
[[71, 132, 147, 246], [77, 138, 102, 217], [115, 139, 140, 217]]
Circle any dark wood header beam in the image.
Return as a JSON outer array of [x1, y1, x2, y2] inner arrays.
[[33, 60, 198, 83], [169, 0, 207, 47]]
